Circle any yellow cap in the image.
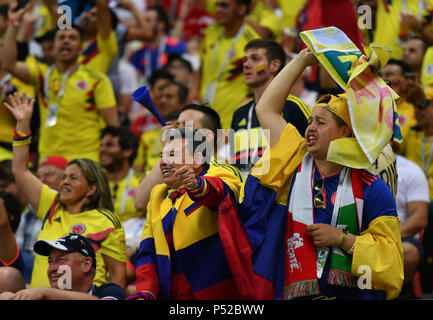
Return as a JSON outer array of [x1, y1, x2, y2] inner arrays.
[[312, 94, 351, 130]]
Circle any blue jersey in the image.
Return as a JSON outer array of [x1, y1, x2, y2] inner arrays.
[[129, 37, 187, 77], [0, 247, 26, 277], [297, 167, 397, 300]]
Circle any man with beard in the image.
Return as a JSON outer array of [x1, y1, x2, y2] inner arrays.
[[99, 126, 141, 224], [2, 2, 119, 164]]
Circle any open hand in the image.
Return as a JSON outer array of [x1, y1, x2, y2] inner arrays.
[[8, 1, 30, 24], [3, 92, 35, 124]]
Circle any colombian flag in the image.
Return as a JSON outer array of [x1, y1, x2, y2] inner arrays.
[[300, 27, 401, 169]]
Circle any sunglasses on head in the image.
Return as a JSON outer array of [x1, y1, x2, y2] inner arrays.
[[313, 177, 325, 209]]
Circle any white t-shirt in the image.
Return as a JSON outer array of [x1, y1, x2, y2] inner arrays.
[[396, 154, 430, 228]]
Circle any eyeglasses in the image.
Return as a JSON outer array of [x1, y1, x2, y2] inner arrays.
[[313, 177, 325, 208], [216, 2, 230, 9]]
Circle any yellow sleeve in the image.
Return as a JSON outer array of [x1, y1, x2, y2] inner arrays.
[[96, 30, 118, 61], [143, 184, 171, 257], [98, 223, 127, 263], [94, 73, 116, 109], [35, 184, 58, 221], [26, 56, 48, 89], [351, 216, 404, 300], [251, 123, 307, 201]]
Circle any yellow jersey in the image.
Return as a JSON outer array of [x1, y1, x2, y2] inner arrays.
[[200, 23, 259, 129], [78, 31, 119, 74], [277, 0, 307, 29], [27, 61, 116, 163], [248, 1, 282, 41], [0, 73, 36, 161], [134, 127, 162, 174], [405, 129, 433, 200], [109, 169, 143, 223], [374, 0, 433, 60], [31, 185, 127, 288], [395, 99, 417, 155]]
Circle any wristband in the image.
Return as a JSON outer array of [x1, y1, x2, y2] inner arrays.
[[13, 136, 31, 147], [8, 19, 19, 27], [347, 242, 355, 255], [338, 232, 347, 248], [14, 127, 31, 139]]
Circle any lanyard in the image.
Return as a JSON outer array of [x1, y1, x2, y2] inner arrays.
[[205, 24, 246, 103], [44, 64, 75, 102], [211, 24, 245, 81], [246, 101, 262, 168], [402, 0, 424, 20], [0, 73, 12, 99], [421, 135, 433, 174], [118, 168, 134, 215], [144, 36, 167, 79]]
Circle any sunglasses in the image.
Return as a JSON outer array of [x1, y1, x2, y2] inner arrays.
[[313, 177, 325, 208], [216, 2, 230, 9]]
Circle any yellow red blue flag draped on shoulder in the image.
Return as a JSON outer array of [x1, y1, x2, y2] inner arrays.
[[300, 27, 402, 169]]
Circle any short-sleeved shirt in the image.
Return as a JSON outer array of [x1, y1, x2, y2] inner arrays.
[[199, 23, 260, 129], [31, 185, 127, 288], [27, 61, 116, 163], [78, 31, 119, 74], [230, 96, 310, 176], [395, 154, 430, 228]]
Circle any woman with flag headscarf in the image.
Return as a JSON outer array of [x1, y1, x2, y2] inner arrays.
[[234, 47, 404, 300]]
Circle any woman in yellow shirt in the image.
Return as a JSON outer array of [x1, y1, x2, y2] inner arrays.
[[4, 93, 127, 289]]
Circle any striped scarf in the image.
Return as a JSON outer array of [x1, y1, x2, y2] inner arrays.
[[283, 154, 364, 300]]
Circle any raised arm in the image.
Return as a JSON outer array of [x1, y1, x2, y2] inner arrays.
[[4, 93, 43, 213], [2, 3, 31, 84], [255, 48, 318, 147], [0, 198, 18, 264], [42, 0, 62, 30], [134, 161, 163, 212], [94, 0, 113, 40]]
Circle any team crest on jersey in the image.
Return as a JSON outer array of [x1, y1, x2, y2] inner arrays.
[[127, 188, 136, 198], [331, 191, 336, 205], [398, 114, 407, 126], [76, 80, 88, 91], [71, 223, 86, 234]]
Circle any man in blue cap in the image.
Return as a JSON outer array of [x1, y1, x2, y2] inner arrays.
[[0, 233, 126, 300]]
